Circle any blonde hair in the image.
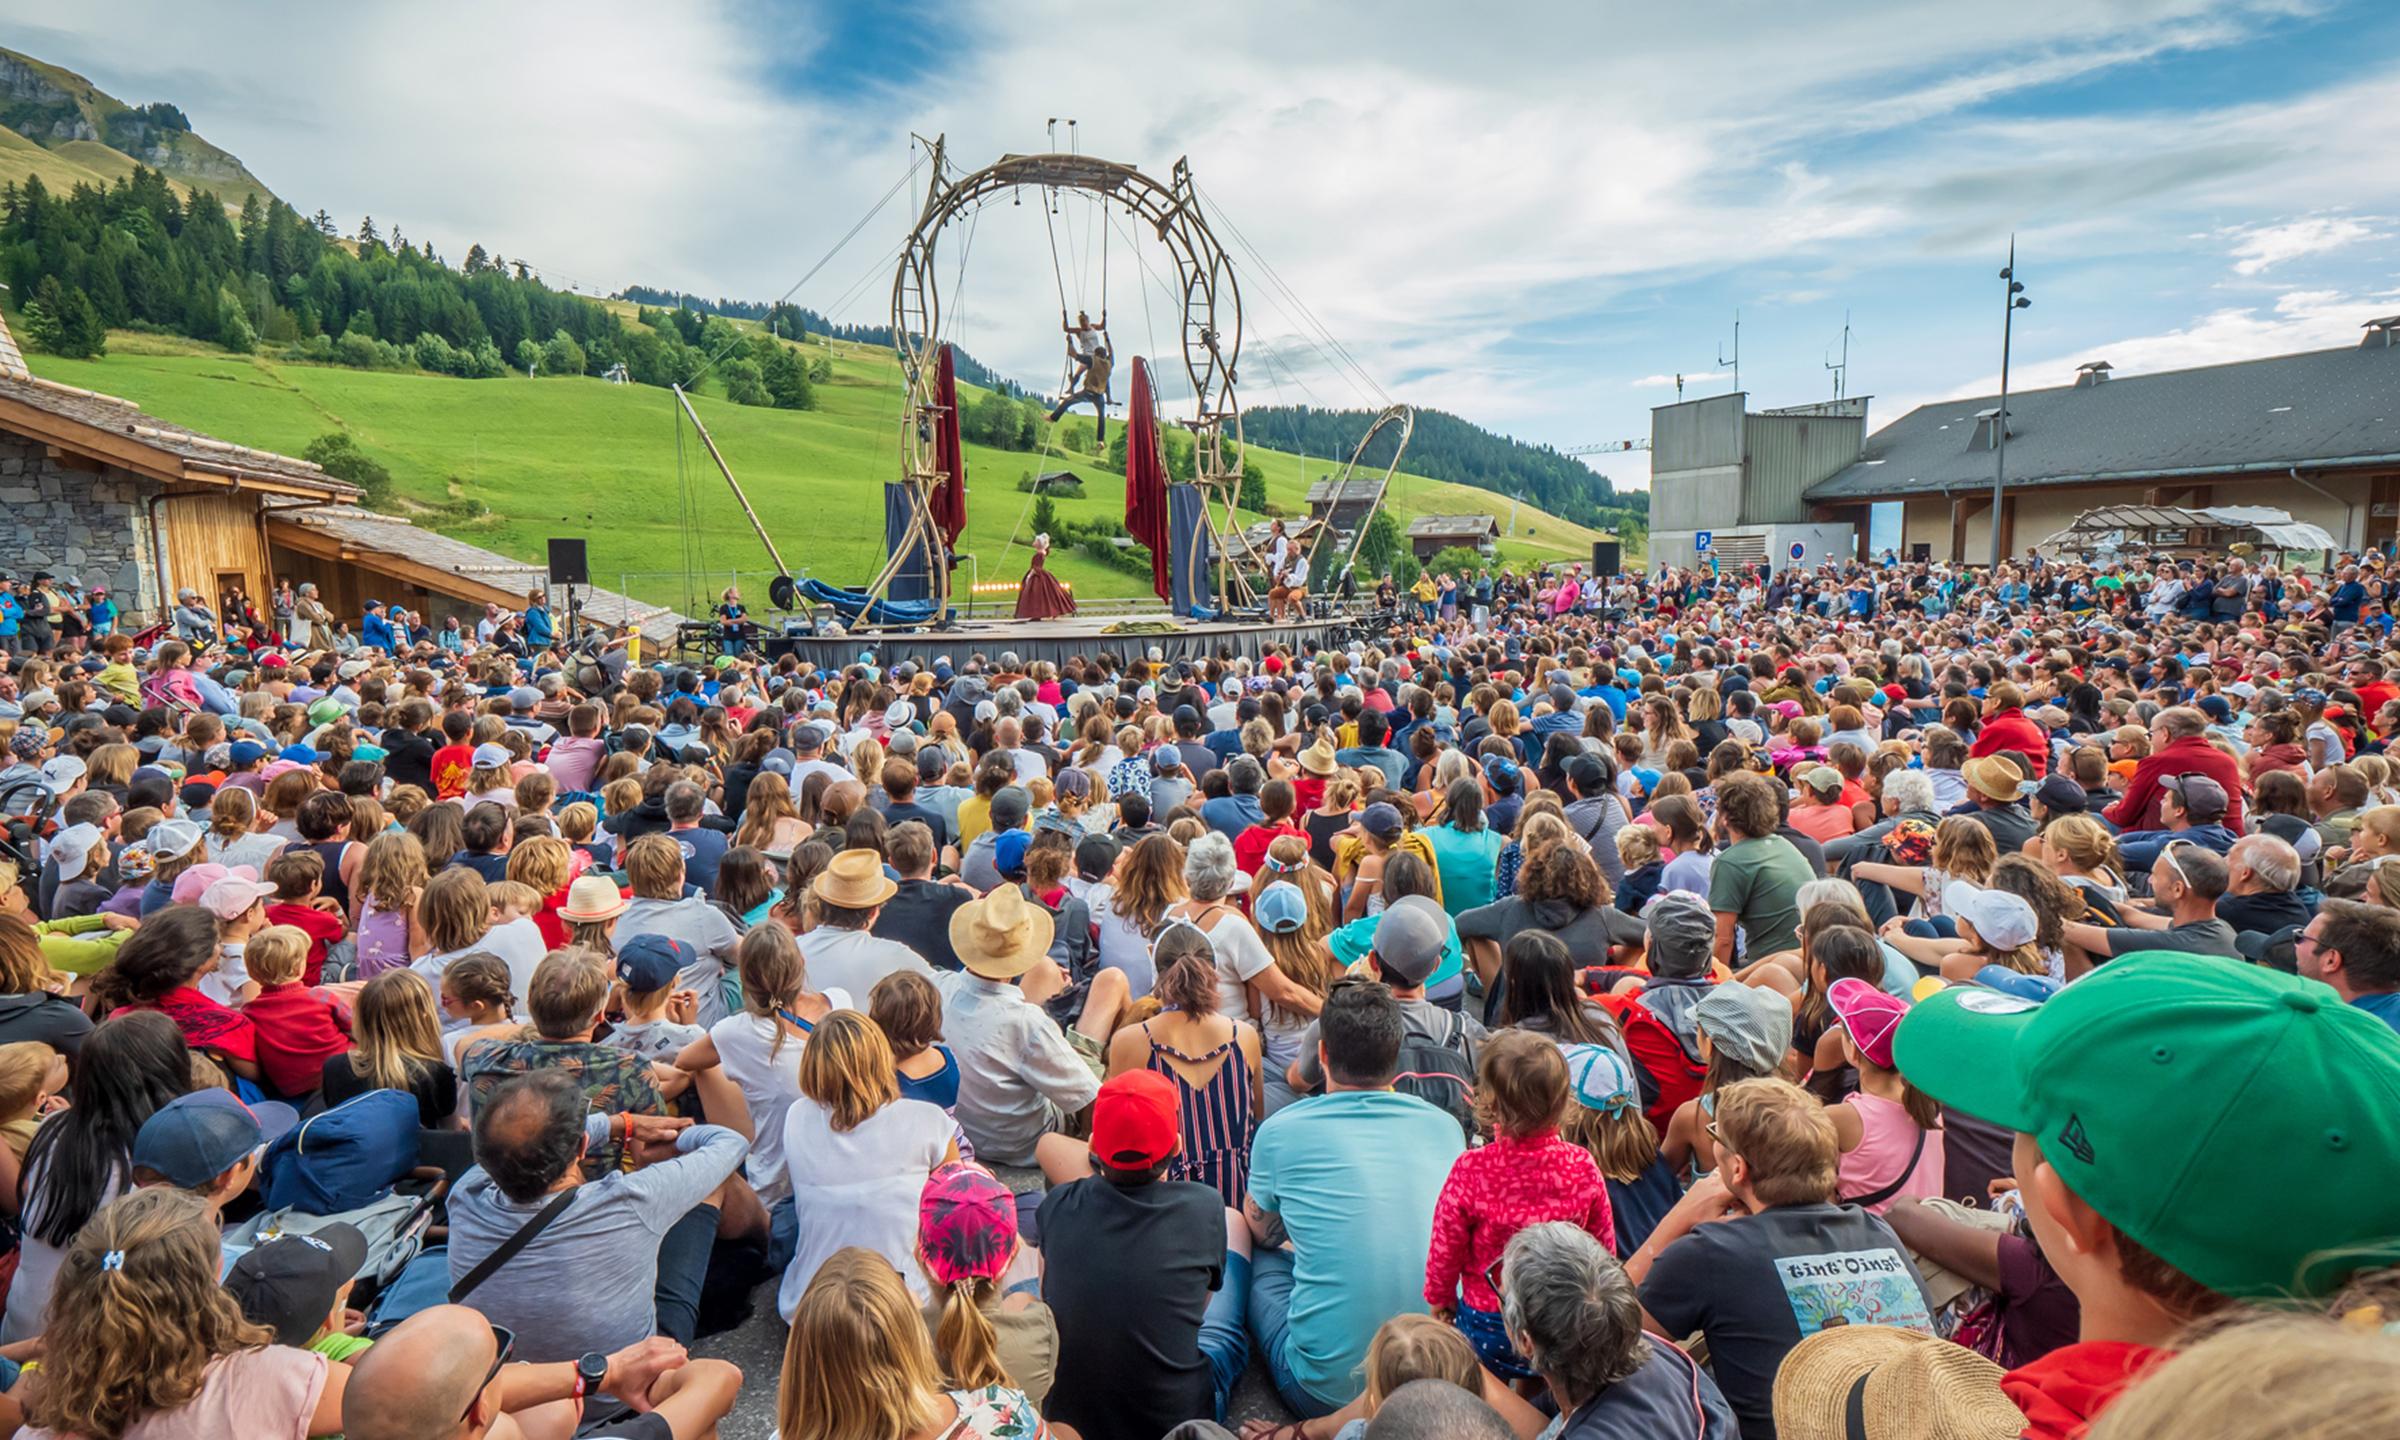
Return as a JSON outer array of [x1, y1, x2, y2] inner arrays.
[[348, 970, 447, 1091], [1363, 1313, 1484, 1411], [1714, 1077, 1839, 1207], [506, 836, 572, 898], [1614, 823, 1662, 868], [417, 868, 491, 954], [24, 1188, 273, 1440], [1931, 815, 1998, 884], [2085, 1315, 2400, 1440], [928, 1270, 1007, 1392], [208, 785, 257, 844], [358, 830, 430, 915], [737, 925, 807, 1058], [0, 1040, 55, 1119], [1563, 1100, 1663, 1185], [557, 801, 599, 845], [798, 1010, 898, 1132], [244, 925, 310, 986], [487, 879, 542, 918], [778, 1248, 944, 1440], [2044, 813, 2122, 879]]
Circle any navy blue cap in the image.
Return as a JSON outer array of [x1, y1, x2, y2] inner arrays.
[[132, 1090, 298, 1189], [616, 934, 694, 992]]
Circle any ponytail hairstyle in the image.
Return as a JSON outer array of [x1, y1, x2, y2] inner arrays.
[[737, 924, 807, 1058], [931, 1272, 1007, 1390]]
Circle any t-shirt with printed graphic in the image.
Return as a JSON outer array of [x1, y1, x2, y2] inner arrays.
[[1639, 1201, 1932, 1440]]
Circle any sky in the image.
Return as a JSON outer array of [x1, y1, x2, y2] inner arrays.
[[12, 0, 2400, 496]]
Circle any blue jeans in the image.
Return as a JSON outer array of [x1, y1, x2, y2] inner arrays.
[[768, 1195, 798, 1276], [1199, 1249, 1251, 1421], [1902, 916, 1958, 941], [1246, 1248, 1344, 1419]]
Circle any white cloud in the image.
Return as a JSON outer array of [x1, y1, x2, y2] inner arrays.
[[2226, 215, 2382, 274], [7, 0, 2394, 462]]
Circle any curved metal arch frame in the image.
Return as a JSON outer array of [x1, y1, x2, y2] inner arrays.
[[878, 137, 1253, 615], [1297, 403, 1418, 577]]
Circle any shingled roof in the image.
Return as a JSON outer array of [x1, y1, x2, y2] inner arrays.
[[1406, 513, 1498, 540], [274, 507, 689, 644], [1306, 477, 1386, 506], [0, 370, 356, 498], [1807, 334, 2400, 502]]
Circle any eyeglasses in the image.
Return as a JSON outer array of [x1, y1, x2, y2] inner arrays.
[[463, 1324, 515, 1420]]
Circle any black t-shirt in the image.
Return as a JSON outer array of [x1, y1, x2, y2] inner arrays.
[[873, 878, 971, 971], [1640, 1202, 1933, 1440], [320, 1054, 459, 1129], [1039, 1176, 1226, 1440], [0, 991, 94, 1058], [1303, 809, 1349, 870], [381, 728, 438, 794]]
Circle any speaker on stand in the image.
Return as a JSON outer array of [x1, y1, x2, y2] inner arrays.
[[547, 538, 590, 645], [1591, 540, 1621, 577]]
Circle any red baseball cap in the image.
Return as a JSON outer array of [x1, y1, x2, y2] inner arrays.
[[1263, 654, 1284, 674], [1090, 1070, 1179, 1169]]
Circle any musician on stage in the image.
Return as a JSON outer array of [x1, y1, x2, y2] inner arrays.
[[714, 584, 759, 656]]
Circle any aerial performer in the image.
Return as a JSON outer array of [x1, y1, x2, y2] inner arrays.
[[1047, 309, 1114, 441], [1014, 533, 1077, 620]]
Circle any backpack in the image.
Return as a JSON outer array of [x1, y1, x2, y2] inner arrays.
[[264, 1089, 421, 1214], [229, 1183, 441, 1297], [1601, 992, 1709, 1134], [1392, 1007, 1476, 1138]]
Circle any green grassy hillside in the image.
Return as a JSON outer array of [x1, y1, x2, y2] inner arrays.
[[25, 332, 1606, 611]]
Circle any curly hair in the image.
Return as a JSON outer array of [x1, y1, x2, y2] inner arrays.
[[26, 1188, 273, 1439]]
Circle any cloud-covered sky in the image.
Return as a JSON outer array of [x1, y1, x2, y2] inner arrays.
[[13, 0, 2400, 494]]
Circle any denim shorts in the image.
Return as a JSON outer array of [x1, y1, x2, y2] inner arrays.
[[1452, 1299, 1537, 1381]]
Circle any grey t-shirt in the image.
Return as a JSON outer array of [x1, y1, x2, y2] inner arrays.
[[2103, 917, 2241, 959], [447, 1117, 747, 1362]]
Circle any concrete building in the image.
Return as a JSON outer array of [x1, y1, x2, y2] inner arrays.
[[1805, 321, 2400, 562], [1648, 393, 1868, 572]]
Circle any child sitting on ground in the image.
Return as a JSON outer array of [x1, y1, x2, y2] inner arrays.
[[1559, 1042, 1680, 1261], [197, 867, 279, 1008], [1298, 1312, 1549, 1440], [225, 1229, 375, 1364], [263, 849, 347, 987], [603, 935, 704, 1063], [871, 970, 971, 1160], [1613, 824, 1665, 918], [0, 1040, 67, 1164], [239, 925, 353, 1100], [1423, 1030, 1616, 1380], [486, 879, 543, 931]]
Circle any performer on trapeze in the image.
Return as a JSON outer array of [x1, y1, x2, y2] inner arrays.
[[1047, 309, 1113, 440], [1015, 532, 1077, 620]]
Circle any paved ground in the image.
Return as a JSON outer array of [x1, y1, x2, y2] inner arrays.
[[691, 1163, 1296, 1439]]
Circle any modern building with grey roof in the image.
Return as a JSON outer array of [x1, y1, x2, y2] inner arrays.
[[1802, 319, 2400, 562]]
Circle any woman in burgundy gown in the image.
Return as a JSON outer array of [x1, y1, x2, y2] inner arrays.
[[1015, 533, 1076, 620]]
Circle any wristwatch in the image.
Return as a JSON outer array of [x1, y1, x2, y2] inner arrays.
[[575, 1351, 609, 1408]]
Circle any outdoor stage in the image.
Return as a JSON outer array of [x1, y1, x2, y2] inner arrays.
[[756, 610, 1350, 669]]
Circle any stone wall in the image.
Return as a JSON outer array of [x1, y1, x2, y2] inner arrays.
[[0, 430, 158, 612]]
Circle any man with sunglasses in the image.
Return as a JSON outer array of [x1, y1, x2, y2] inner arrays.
[[344, 1304, 742, 1440], [2062, 841, 2241, 971]]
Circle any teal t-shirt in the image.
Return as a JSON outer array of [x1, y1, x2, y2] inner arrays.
[[1328, 909, 1466, 988], [1247, 1090, 1466, 1406], [1421, 824, 1505, 917]]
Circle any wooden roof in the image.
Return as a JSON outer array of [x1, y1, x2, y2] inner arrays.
[[1406, 513, 1498, 539], [0, 369, 357, 501]]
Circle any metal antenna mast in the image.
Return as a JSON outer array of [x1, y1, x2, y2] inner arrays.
[[1717, 310, 1741, 394], [1826, 311, 1851, 400]]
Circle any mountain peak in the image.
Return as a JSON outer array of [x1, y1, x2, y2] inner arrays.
[[0, 47, 275, 211]]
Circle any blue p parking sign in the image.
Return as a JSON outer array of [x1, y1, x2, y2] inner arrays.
[[1695, 531, 1713, 554]]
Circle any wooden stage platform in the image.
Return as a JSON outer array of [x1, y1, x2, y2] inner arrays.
[[753, 611, 1350, 669]]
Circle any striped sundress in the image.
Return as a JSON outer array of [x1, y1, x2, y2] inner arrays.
[[1143, 1022, 1255, 1206]]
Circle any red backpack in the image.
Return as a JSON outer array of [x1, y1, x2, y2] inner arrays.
[[1596, 987, 1711, 1134]]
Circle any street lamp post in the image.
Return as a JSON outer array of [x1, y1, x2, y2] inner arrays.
[[1990, 236, 2031, 571]]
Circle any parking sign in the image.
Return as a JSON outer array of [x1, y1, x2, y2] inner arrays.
[[1695, 531, 1713, 554]]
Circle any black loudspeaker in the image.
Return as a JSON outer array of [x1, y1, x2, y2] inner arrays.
[[547, 538, 589, 587], [1591, 540, 1621, 576]]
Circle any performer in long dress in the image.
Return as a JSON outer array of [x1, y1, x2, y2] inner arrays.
[[1015, 533, 1077, 620]]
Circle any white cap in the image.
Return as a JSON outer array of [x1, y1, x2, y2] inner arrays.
[[470, 742, 512, 769], [39, 755, 84, 790], [1942, 879, 2039, 952], [147, 818, 205, 862], [49, 822, 102, 883]]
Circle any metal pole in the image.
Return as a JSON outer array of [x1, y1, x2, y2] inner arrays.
[[1991, 236, 2022, 572]]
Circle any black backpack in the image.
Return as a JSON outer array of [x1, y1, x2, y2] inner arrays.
[[1393, 1007, 1477, 1138]]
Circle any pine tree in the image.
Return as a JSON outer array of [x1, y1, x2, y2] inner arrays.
[[463, 243, 489, 274], [358, 215, 379, 249], [57, 285, 108, 359]]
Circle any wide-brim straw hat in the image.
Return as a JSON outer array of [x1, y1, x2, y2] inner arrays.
[[1298, 739, 1339, 776], [949, 884, 1056, 981], [1961, 754, 2023, 802], [813, 847, 898, 909], [1771, 1325, 2024, 1440], [558, 874, 628, 924]]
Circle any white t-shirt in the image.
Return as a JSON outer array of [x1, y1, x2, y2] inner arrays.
[[709, 992, 851, 1205], [777, 1096, 953, 1320], [413, 916, 549, 1020], [1194, 907, 1274, 1021], [200, 943, 251, 1008]]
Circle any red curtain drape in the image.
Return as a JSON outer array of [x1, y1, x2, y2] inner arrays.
[[1125, 357, 1169, 600], [931, 345, 967, 548]]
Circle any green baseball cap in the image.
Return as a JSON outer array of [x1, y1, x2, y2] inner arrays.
[[1894, 954, 2400, 1300]]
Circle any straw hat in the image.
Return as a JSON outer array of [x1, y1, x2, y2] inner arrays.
[[1298, 738, 1339, 776], [1960, 754, 2022, 802], [947, 884, 1056, 980], [1771, 1325, 2024, 1440], [813, 847, 898, 909], [558, 874, 629, 925]]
